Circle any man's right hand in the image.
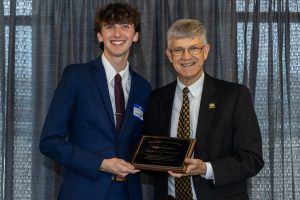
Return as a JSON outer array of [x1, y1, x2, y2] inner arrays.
[[168, 158, 207, 177], [100, 158, 140, 178]]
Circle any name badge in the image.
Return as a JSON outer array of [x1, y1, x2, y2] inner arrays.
[[133, 104, 144, 121]]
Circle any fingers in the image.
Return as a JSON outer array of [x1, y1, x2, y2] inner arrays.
[[167, 158, 207, 176], [119, 160, 140, 174], [184, 158, 193, 164], [100, 158, 140, 176], [121, 160, 136, 170], [168, 171, 185, 178], [185, 158, 207, 175], [167, 159, 196, 177]]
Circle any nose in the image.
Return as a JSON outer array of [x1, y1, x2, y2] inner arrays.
[[114, 27, 121, 37], [182, 49, 192, 59]]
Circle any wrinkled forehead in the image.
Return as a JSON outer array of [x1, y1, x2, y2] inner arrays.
[[168, 34, 203, 48]]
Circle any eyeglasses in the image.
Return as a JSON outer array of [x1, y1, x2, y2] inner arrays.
[[169, 45, 206, 56]]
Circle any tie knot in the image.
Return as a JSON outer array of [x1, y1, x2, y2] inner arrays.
[[115, 73, 122, 84], [183, 87, 189, 95]]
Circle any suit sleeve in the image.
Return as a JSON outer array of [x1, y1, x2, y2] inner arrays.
[[211, 86, 264, 187], [39, 65, 103, 180]]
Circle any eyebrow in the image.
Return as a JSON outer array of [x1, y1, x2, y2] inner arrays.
[[172, 44, 202, 49]]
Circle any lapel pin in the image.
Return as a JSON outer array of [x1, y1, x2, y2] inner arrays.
[[209, 103, 216, 109]]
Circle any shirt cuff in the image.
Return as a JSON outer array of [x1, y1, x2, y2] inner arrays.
[[201, 162, 214, 180]]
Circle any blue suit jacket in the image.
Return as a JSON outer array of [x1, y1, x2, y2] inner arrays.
[[40, 57, 151, 200]]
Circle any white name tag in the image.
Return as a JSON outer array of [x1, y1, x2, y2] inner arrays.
[[133, 104, 144, 121]]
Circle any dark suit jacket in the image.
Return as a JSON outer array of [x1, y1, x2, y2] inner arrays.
[[143, 73, 264, 200], [39, 57, 151, 200]]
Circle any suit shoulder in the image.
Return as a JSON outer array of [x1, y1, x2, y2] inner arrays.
[[151, 81, 176, 99], [63, 60, 95, 74], [131, 71, 152, 91], [210, 76, 249, 93]]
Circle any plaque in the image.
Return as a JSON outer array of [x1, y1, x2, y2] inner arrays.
[[131, 135, 196, 173]]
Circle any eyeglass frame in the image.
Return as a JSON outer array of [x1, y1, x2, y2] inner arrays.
[[168, 44, 207, 56]]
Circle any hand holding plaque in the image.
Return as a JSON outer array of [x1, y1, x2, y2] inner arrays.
[[131, 135, 196, 173]]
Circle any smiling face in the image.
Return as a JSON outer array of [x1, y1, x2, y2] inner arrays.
[[166, 36, 210, 86], [97, 23, 139, 61]]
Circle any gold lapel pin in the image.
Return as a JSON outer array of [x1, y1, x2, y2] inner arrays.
[[209, 103, 216, 109]]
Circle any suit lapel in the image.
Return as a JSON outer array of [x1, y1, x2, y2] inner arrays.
[[118, 68, 135, 140], [91, 58, 115, 127], [195, 74, 217, 154], [160, 82, 177, 137]]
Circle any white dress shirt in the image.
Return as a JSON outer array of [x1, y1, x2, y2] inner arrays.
[[168, 73, 214, 199], [101, 54, 131, 123]]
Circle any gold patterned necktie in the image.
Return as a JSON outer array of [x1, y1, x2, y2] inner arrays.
[[175, 87, 193, 200]]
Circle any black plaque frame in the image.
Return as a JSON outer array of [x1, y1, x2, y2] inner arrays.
[[132, 135, 196, 173]]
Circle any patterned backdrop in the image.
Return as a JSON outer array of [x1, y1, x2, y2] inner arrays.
[[0, 0, 299, 199]]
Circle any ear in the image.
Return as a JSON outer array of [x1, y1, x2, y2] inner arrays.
[[203, 44, 210, 60], [166, 49, 173, 63], [133, 32, 139, 42], [97, 32, 103, 43]]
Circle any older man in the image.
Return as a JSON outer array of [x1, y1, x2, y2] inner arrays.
[[143, 19, 264, 200]]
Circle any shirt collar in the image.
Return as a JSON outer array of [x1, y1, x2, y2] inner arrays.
[[101, 54, 130, 83], [176, 73, 205, 98]]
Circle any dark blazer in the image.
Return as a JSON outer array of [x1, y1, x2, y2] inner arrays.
[[40, 57, 151, 200], [143, 73, 264, 200]]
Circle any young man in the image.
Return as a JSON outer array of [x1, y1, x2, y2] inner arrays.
[[143, 19, 264, 200], [39, 3, 151, 200]]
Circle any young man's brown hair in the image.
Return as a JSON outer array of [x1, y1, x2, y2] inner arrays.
[[94, 2, 141, 34]]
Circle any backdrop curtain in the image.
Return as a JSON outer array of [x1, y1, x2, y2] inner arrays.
[[0, 0, 299, 199]]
